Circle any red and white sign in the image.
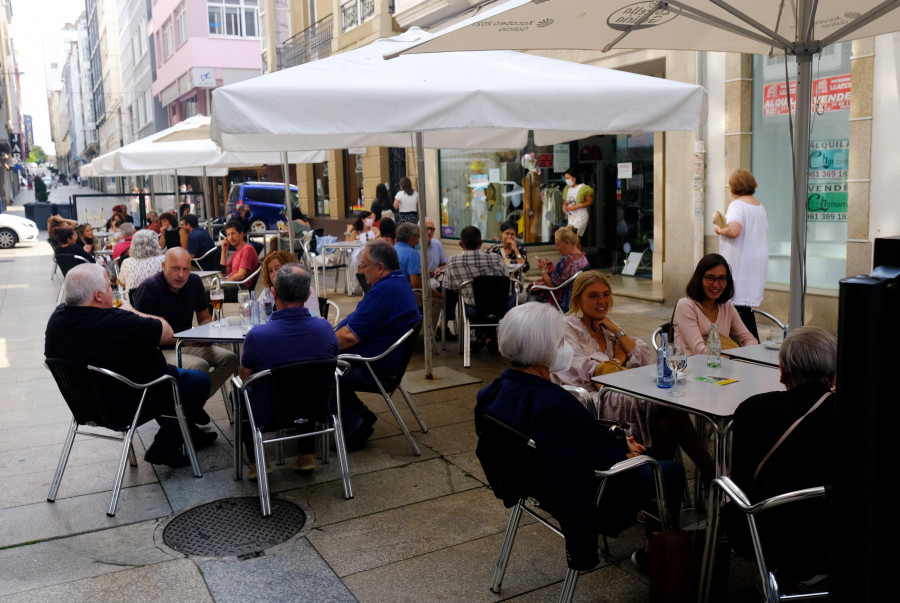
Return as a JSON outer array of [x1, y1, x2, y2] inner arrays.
[[763, 74, 851, 117]]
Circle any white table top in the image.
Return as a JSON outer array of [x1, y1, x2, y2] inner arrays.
[[321, 240, 364, 249], [193, 270, 220, 279], [592, 355, 784, 420], [175, 318, 247, 343], [721, 343, 780, 368]]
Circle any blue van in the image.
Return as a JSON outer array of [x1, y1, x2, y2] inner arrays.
[[226, 182, 300, 231]]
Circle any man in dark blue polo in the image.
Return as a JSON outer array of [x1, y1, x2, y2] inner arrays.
[[239, 264, 338, 477], [182, 214, 216, 270], [134, 248, 238, 406], [335, 239, 420, 448]]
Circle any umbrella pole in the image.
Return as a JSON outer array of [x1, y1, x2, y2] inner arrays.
[[415, 132, 433, 379], [788, 53, 813, 331], [282, 152, 294, 256], [201, 167, 212, 234]]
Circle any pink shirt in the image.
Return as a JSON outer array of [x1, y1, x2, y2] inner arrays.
[[226, 244, 260, 288], [113, 237, 132, 260], [672, 297, 758, 356]]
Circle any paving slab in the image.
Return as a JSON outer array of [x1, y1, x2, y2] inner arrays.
[[198, 538, 355, 603], [401, 366, 482, 394], [0, 558, 212, 603], [308, 487, 513, 577], [291, 456, 480, 527], [0, 484, 172, 548], [414, 419, 479, 457], [0, 520, 173, 597]]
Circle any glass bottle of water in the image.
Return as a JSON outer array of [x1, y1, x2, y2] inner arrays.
[[657, 332, 673, 388], [707, 322, 722, 368]]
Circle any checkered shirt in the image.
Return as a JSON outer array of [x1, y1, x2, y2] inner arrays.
[[444, 249, 508, 306]]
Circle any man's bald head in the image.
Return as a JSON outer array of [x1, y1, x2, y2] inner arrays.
[[162, 247, 193, 292]]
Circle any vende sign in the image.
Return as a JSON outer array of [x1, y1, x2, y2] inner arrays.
[[763, 74, 851, 117]]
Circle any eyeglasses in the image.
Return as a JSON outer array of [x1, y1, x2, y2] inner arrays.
[[358, 263, 372, 271], [426, 227, 436, 232], [703, 275, 729, 284]]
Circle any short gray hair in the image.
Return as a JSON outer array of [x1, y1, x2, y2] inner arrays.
[[366, 239, 400, 271], [118, 222, 136, 237], [498, 302, 566, 368], [779, 326, 837, 388], [396, 222, 418, 243], [64, 263, 108, 306], [128, 229, 162, 259], [273, 263, 311, 303]]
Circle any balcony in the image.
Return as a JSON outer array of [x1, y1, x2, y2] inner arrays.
[[277, 15, 334, 70], [341, 0, 375, 33]]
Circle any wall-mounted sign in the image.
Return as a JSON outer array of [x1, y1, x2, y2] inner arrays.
[[617, 162, 633, 179], [192, 67, 216, 88], [763, 74, 851, 117]]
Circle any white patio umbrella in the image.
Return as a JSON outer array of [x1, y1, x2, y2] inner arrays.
[[393, 0, 900, 331], [90, 115, 327, 248], [209, 27, 706, 377]]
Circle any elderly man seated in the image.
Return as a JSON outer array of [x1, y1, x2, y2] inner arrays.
[[395, 222, 442, 331], [335, 239, 421, 449], [238, 264, 338, 479], [725, 326, 837, 582], [45, 264, 217, 468]]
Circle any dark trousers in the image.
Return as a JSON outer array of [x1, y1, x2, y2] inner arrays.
[[734, 305, 760, 342], [336, 364, 379, 435], [146, 367, 211, 454]]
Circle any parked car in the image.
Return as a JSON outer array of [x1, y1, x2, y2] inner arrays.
[[41, 177, 53, 190], [0, 213, 40, 249], [225, 182, 300, 232]]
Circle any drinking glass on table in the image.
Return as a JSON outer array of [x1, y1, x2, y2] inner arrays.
[[665, 342, 687, 398], [210, 286, 225, 327], [112, 290, 123, 308]]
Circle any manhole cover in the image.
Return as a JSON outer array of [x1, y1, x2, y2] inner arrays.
[[163, 497, 307, 557]]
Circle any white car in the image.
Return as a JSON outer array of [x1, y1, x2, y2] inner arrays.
[[0, 213, 40, 249]]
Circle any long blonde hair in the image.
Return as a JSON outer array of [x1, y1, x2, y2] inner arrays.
[[567, 270, 613, 316]]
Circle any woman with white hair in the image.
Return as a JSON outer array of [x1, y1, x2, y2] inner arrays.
[[118, 229, 164, 294], [475, 302, 684, 572], [724, 326, 836, 579]]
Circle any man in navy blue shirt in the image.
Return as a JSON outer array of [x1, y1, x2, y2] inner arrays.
[[182, 214, 216, 270], [335, 239, 420, 448], [239, 264, 338, 477], [396, 222, 441, 333]]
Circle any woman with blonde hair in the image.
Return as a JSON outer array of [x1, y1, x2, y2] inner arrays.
[[553, 270, 714, 481], [530, 226, 588, 311]]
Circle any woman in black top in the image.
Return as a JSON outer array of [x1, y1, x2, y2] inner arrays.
[[55, 227, 96, 263], [157, 211, 184, 250]]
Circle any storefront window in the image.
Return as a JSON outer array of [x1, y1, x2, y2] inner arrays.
[[751, 44, 851, 290], [438, 133, 654, 274]]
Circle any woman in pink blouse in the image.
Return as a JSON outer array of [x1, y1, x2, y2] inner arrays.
[[673, 254, 758, 355], [553, 271, 713, 479]]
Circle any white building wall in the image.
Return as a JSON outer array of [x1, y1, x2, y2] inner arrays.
[[871, 33, 900, 241]]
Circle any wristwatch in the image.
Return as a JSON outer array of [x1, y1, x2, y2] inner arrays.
[[617, 328, 627, 338]]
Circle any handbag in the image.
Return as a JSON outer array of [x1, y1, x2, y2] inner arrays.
[[595, 418, 628, 454]]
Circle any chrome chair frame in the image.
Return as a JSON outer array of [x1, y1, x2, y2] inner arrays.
[[338, 326, 427, 456], [712, 476, 829, 602], [529, 270, 582, 313], [232, 359, 352, 515], [191, 243, 221, 271], [482, 413, 671, 603], [456, 276, 521, 368], [45, 360, 202, 517]]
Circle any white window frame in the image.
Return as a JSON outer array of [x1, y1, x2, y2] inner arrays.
[[175, 4, 187, 48], [207, 0, 259, 38]]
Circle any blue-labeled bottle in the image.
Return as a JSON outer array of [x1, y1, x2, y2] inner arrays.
[[657, 332, 673, 388]]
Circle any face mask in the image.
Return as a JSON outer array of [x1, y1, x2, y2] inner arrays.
[[364, 218, 374, 227], [565, 178, 575, 187], [549, 341, 574, 372]]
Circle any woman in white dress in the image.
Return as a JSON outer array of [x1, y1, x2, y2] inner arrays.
[[393, 177, 419, 224], [715, 169, 768, 340], [118, 230, 164, 296], [563, 167, 594, 237], [346, 211, 379, 294]]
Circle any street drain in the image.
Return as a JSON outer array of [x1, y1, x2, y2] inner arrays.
[[163, 497, 307, 558]]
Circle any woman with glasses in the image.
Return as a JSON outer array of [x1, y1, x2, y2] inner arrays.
[[673, 253, 758, 355]]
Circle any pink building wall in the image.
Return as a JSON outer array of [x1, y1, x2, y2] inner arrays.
[[149, 0, 262, 123]]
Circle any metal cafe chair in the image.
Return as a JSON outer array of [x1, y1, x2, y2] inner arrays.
[[477, 412, 671, 603], [191, 243, 221, 271], [712, 476, 830, 602], [338, 321, 427, 456], [456, 275, 521, 368], [529, 270, 582, 313], [44, 358, 202, 517], [232, 358, 352, 515]]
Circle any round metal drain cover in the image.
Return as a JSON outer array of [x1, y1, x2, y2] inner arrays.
[[163, 497, 307, 558]]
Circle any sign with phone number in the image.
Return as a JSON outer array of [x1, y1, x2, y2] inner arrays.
[[807, 212, 847, 222]]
